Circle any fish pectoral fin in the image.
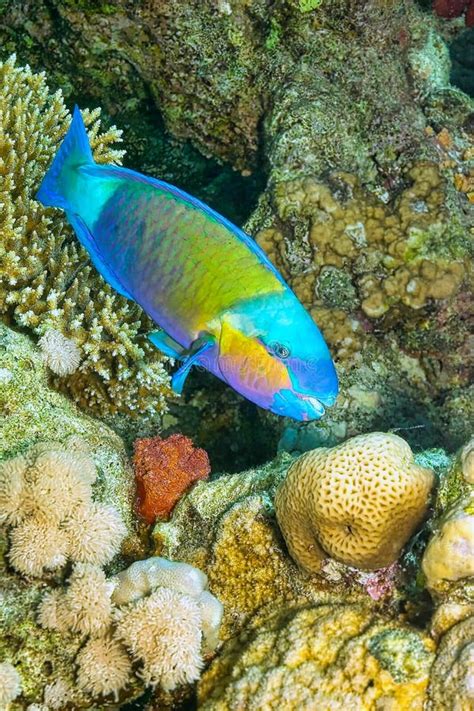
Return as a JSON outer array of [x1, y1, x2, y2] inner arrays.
[[171, 335, 215, 396], [148, 330, 185, 359]]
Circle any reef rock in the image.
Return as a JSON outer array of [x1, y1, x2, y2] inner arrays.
[[427, 615, 474, 710], [422, 439, 474, 646], [198, 601, 435, 710]]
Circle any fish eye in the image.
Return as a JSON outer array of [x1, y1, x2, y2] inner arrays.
[[270, 342, 291, 359]]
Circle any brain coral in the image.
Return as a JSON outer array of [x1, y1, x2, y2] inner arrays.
[[275, 433, 434, 571], [198, 602, 435, 710], [0, 54, 170, 418]]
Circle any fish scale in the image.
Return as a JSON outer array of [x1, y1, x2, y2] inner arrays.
[[93, 180, 282, 341]]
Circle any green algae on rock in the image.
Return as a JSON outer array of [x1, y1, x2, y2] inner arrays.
[[0, 55, 171, 421]]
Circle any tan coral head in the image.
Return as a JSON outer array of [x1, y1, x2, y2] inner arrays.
[[275, 432, 434, 571]]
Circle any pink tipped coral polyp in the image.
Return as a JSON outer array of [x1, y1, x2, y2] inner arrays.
[[134, 434, 210, 524]]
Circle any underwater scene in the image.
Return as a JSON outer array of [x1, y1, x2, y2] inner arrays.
[[0, 0, 473, 709]]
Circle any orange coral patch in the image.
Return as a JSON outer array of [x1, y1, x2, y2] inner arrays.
[[134, 434, 210, 524]]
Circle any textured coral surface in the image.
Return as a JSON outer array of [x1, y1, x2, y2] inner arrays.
[[275, 432, 435, 571], [198, 602, 435, 710]]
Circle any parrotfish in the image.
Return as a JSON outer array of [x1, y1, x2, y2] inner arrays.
[[36, 107, 338, 420]]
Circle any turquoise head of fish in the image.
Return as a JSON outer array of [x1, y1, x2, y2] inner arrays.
[[213, 291, 338, 421]]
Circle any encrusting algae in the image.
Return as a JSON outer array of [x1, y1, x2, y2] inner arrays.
[[0, 55, 171, 419]]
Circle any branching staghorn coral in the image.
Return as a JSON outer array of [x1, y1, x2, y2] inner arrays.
[[0, 54, 170, 418]]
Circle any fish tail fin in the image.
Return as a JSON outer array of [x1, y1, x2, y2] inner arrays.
[[36, 105, 94, 210]]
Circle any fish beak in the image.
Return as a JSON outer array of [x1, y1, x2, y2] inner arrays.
[[272, 389, 326, 421]]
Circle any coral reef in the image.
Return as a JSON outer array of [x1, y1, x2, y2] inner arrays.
[[427, 615, 474, 710], [38, 556, 222, 700], [0, 55, 170, 420], [75, 635, 132, 701], [134, 434, 211, 524], [115, 587, 204, 691], [420, 439, 474, 655], [38, 329, 82, 377], [275, 433, 434, 572], [111, 557, 208, 606], [423, 439, 474, 594], [111, 557, 223, 655], [153, 443, 440, 647], [422, 496, 474, 592], [1, 2, 472, 455], [198, 602, 435, 710], [0, 325, 137, 535], [1, 442, 127, 577]]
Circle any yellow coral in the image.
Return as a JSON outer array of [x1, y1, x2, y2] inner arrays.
[[427, 616, 474, 710], [0, 54, 170, 417], [422, 495, 474, 593], [198, 603, 435, 710], [275, 433, 434, 571], [255, 165, 471, 365]]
